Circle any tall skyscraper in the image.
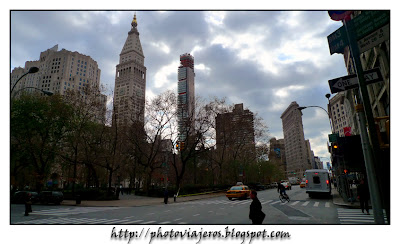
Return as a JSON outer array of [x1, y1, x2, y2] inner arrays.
[[113, 13, 146, 127], [280, 101, 312, 177], [177, 53, 195, 143], [10, 44, 106, 124]]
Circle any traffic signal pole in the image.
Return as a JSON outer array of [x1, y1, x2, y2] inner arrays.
[[343, 18, 385, 224]]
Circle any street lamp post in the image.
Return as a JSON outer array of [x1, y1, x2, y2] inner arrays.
[[297, 105, 332, 132], [11, 67, 39, 94]]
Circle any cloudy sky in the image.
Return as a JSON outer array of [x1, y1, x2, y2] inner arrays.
[[10, 10, 356, 165]]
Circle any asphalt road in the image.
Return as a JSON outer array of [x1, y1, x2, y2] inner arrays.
[[11, 186, 382, 225]]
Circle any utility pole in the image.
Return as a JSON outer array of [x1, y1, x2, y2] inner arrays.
[[343, 17, 385, 224]]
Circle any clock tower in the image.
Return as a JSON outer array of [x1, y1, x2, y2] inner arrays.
[[113, 13, 147, 126]]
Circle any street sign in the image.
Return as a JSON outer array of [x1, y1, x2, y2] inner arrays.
[[358, 24, 389, 53], [352, 10, 390, 40], [327, 26, 348, 55], [329, 133, 339, 143], [327, 11, 389, 55], [328, 68, 383, 94]]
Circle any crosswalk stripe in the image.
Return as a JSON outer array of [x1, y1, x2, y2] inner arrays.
[[83, 218, 111, 224], [122, 219, 144, 224], [159, 221, 171, 224], [29, 207, 122, 216], [103, 219, 127, 224], [42, 218, 63, 224], [341, 219, 375, 223], [261, 200, 273, 204], [65, 218, 93, 224], [175, 199, 335, 209], [116, 219, 139, 224], [141, 221, 157, 224], [337, 208, 388, 224]]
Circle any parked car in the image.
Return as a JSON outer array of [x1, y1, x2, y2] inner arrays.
[[39, 191, 64, 204], [281, 180, 292, 190], [270, 182, 278, 188], [226, 185, 251, 200], [248, 183, 266, 191], [300, 181, 306, 188], [11, 191, 39, 204]]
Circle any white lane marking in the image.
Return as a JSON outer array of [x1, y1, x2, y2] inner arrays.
[[261, 200, 273, 204], [141, 221, 156, 224], [122, 219, 144, 224], [290, 201, 300, 206], [313, 202, 319, 207], [302, 201, 310, 206]]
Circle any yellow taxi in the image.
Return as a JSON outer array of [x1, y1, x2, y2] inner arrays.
[[300, 181, 306, 188], [226, 185, 251, 200]]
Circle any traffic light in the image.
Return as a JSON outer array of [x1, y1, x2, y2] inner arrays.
[[331, 142, 339, 155]]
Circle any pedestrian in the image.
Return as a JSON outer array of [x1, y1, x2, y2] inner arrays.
[[116, 186, 121, 199], [249, 190, 265, 224], [24, 193, 32, 216], [163, 188, 168, 204], [357, 179, 370, 214]]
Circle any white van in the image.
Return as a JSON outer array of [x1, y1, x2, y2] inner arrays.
[[305, 169, 331, 197]]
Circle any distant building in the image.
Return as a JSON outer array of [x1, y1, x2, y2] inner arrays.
[[10, 44, 106, 124], [328, 93, 351, 137], [216, 103, 255, 151], [113, 13, 147, 127], [314, 156, 323, 169], [281, 101, 312, 177], [177, 53, 195, 143], [269, 137, 286, 173]]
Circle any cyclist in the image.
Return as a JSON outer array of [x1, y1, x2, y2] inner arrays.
[[277, 182, 288, 199]]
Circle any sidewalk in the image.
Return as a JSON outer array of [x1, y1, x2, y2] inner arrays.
[[61, 192, 226, 207], [331, 187, 361, 208]]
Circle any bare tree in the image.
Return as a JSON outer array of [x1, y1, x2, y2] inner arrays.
[[124, 90, 177, 193]]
